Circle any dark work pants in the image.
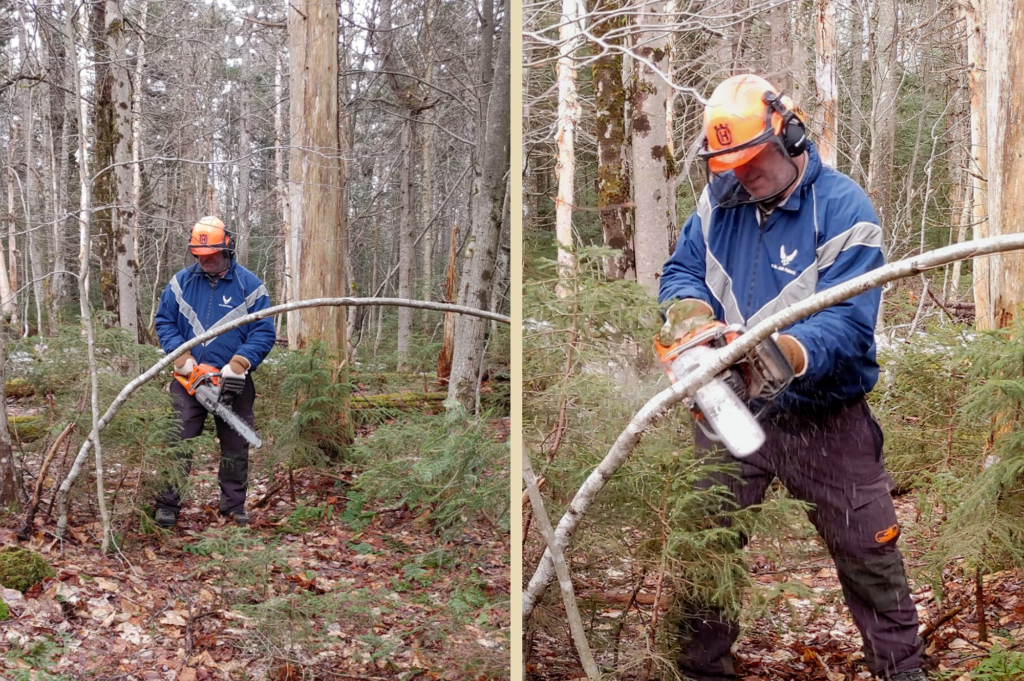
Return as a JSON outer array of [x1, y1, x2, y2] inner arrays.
[[155, 375, 256, 515], [675, 398, 923, 680]]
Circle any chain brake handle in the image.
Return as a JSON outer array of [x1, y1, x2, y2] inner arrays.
[[653, 321, 741, 383], [653, 322, 793, 402]]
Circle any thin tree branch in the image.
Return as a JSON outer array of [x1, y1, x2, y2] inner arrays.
[[523, 446, 600, 679]]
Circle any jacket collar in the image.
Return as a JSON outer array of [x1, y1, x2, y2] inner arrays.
[[186, 259, 236, 282]]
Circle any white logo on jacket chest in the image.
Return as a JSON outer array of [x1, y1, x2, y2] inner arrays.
[[771, 245, 799, 276], [780, 245, 798, 266], [219, 295, 234, 309]]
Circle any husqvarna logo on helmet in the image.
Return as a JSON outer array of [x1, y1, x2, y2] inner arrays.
[[199, 234, 208, 245], [714, 124, 732, 146]]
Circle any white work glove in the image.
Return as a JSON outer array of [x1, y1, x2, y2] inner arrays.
[[173, 353, 196, 376], [219, 355, 250, 402]]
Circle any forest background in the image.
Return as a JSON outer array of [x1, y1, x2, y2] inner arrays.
[[0, 0, 513, 679]]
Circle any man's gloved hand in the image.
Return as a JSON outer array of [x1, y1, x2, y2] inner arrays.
[[775, 334, 807, 376], [173, 352, 196, 376], [219, 355, 250, 403], [658, 299, 715, 346]]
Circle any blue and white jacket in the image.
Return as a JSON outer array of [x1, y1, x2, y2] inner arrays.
[[659, 142, 884, 410], [155, 261, 277, 371]]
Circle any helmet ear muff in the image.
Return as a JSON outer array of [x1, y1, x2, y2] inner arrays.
[[763, 91, 807, 157]]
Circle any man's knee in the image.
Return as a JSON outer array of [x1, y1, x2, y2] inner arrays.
[[834, 549, 911, 613]]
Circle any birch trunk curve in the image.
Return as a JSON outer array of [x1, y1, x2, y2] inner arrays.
[[52, 295, 510, 537], [523, 233, 1024, 618]]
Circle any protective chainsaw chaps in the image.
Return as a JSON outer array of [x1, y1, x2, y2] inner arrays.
[[654, 321, 794, 458], [174, 363, 263, 448]]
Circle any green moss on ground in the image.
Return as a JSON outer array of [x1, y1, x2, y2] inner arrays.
[[0, 546, 56, 592]]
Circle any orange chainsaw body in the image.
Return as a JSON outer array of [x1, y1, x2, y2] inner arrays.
[[174, 363, 222, 395]]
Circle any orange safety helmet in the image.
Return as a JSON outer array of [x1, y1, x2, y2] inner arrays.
[[188, 216, 233, 257], [698, 74, 807, 174]]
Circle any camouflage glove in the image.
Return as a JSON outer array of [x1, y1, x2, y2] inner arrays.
[[658, 299, 715, 346]]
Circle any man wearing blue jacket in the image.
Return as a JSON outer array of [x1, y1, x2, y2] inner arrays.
[[154, 216, 276, 528], [659, 75, 925, 681]]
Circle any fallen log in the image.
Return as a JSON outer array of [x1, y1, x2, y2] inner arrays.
[[5, 379, 35, 399], [350, 391, 447, 410], [9, 415, 45, 443]]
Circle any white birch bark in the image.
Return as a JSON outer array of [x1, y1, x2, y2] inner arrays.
[[108, 0, 140, 342], [555, 0, 581, 297], [967, 0, 990, 327], [813, 0, 838, 167], [630, 0, 673, 296], [982, 0, 1024, 330]]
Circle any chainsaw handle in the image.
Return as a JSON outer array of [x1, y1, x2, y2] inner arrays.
[[174, 363, 221, 396]]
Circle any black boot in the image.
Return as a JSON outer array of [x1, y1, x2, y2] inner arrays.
[[887, 670, 927, 681], [155, 507, 177, 528]]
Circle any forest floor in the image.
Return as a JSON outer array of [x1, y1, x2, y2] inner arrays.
[[0, 417, 511, 681], [525, 494, 1024, 680]]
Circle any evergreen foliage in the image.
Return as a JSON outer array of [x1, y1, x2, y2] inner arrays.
[[352, 409, 509, 538]]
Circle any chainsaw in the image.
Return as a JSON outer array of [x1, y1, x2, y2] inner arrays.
[[654, 321, 794, 458], [174, 363, 263, 448]]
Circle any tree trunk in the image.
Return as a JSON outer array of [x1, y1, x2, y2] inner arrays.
[[0, 339, 15, 509], [438, 222, 459, 383], [630, 0, 674, 295], [813, 0, 838, 167], [555, 0, 582, 296], [848, 0, 866, 184], [288, 0, 347, 354], [592, 0, 633, 280], [236, 35, 252, 268], [397, 119, 415, 369], [18, 12, 44, 336], [91, 0, 119, 318], [5, 124, 18, 326], [420, 3, 436, 320], [981, 0, 1024, 329], [43, 5, 69, 328], [867, 0, 898, 240], [107, 0, 140, 342], [447, 0, 510, 411], [967, 0, 990, 327]]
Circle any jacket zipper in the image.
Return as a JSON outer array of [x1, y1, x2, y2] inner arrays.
[[745, 208, 766, 320]]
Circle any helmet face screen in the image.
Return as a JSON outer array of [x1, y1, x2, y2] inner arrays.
[[707, 139, 800, 210]]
